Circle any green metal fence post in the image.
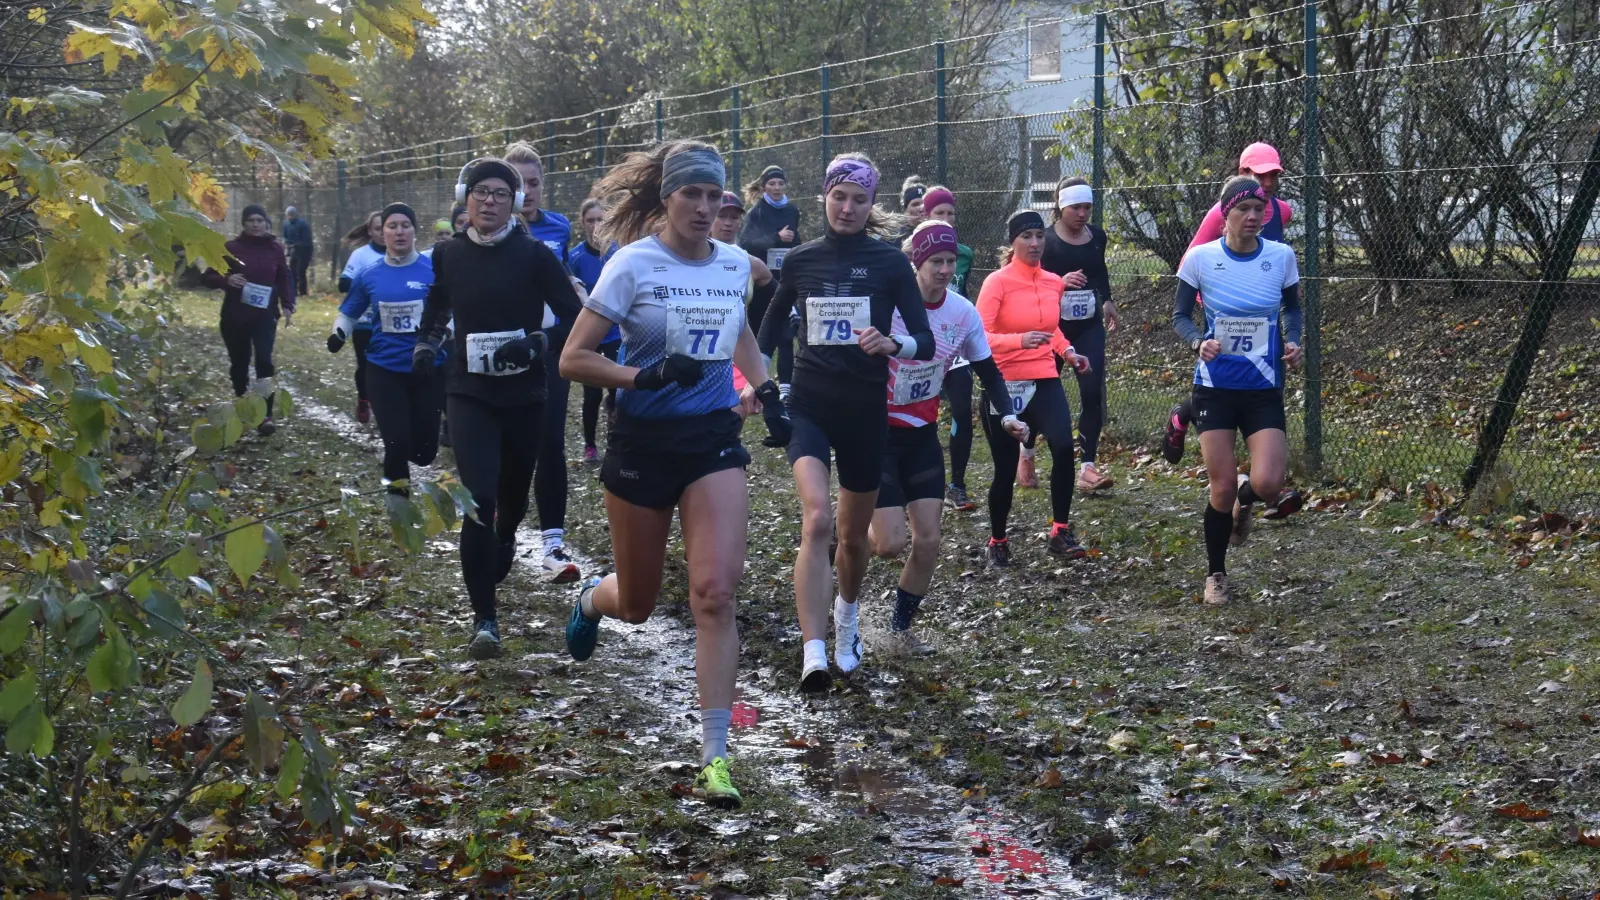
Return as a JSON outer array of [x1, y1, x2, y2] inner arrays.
[[1301, 0, 1323, 475], [503, 128, 511, 150], [275, 161, 284, 219], [332, 159, 346, 280], [434, 140, 442, 182], [1092, 12, 1106, 227], [935, 42, 948, 185], [596, 113, 606, 172], [656, 99, 664, 143], [821, 65, 831, 166], [1463, 123, 1600, 497], [731, 86, 742, 189]]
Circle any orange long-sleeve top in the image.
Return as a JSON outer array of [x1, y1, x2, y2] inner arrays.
[[976, 256, 1073, 381]]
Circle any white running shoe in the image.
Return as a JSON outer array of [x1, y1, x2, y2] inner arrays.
[[834, 617, 863, 673], [542, 545, 580, 584]]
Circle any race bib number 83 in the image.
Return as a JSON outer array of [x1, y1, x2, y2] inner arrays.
[[380, 299, 424, 334]]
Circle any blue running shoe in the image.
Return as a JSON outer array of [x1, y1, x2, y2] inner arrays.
[[468, 619, 502, 660], [566, 577, 602, 661]]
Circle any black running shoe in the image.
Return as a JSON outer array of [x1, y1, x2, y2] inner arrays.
[[987, 537, 1012, 567], [1162, 404, 1188, 465], [1047, 525, 1087, 560]]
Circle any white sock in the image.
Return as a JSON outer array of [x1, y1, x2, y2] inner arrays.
[[541, 528, 564, 555], [1020, 445, 1037, 460], [1081, 462, 1096, 473], [779, 383, 791, 401], [803, 638, 828, 672], [833, 595, 858, 627]]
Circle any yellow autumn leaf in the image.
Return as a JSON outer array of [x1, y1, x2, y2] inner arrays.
[[305, 54, 355, 87], [63, 27, 135, 75], [113, 0, 171, 33], [27, 6, 45, 21], [188, 171, 228, 221], [142, 61, 202, 113]]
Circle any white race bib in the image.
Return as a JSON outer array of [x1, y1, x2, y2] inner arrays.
[[380, 299, 424, 334], [241, 282, 272, 309], [666, 300, 743, 361], [806, 296, 870, 346], [1060, 289, 1096, 322], [766, 248, 791, 271], [1215, 316, 1270, 361], [465, 329, 528, 376], [891, 359, 945, 406], [990, 380, 1036, 417]]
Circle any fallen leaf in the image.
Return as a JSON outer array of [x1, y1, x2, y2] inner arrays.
[[1331, 751, 1364, 767], [1369, 751, 1405, 766], [1317, 846, 1381, 873], [1536, 680, 1565, 694], [934, 875, 965, 886], [1107, 729, 1141, 753], [1494, 802, 1551, 822], [1037, 767, 1062, 789]]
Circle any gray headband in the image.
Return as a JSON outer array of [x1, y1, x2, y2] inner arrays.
[[660, 149, 726, 200]]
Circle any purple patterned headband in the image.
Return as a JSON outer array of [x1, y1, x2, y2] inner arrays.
[[823, 156, 879, 201]]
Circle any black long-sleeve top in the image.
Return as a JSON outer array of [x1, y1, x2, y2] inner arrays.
[[419, 230, 582, 406], [738, 197, 801, 270], [756, 227, 935, 391]]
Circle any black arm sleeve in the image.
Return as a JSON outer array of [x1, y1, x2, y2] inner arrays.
[[1282, 284, 1304, 345], [338, 275, 352, 293], [746, 276, 778, 334], [1172, 280, 1202, 345], [533, 244, 583, 347], [889, 264, 936, 361], [757, 272, 798, 355], [969, 356, 1011, 411], [418, 249, 452, 347]]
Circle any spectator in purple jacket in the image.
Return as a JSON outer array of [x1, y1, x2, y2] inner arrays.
[[201, 204, 294, 435]]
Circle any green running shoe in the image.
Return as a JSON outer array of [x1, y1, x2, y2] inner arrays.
[[695, 757, 742, 809]]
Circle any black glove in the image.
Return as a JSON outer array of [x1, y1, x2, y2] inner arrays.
[[755, 380, 792, 448], [492, 332, 547, 371], [634, 354, 704, 391], [412, 342, 437, 375], [327, 333, 345, 354]]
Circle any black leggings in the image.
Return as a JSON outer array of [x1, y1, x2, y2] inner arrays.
[[582, 341, 619, 448], [942, 365, 974, 490], [352, 328, 372, 402], [1062, 320, 1107, 464], [980, 377, 1076, 539], [366, 364, 444, 484], [535, 351, 570, 532], [219, 315, 276, 398], [448, 393, 544, 622]]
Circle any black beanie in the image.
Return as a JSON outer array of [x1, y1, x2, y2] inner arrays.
[[381, 202, 417, 229], [902, 183, 927, 208], [241, 204, 269, 226], [463, 158, 521, 195], [759, 165, 786, 184]]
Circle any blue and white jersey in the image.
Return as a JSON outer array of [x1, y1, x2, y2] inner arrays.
[[342, 243, 385, 328], [587, 237, 749, 421], [339, 255, 444, 373], [569, 239, 620, 344], [1176, 238, 1299, 390]]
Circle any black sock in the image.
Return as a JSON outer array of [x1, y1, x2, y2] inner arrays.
[[1203, 504, 1231, 575], [891, 587, 924, 632], [1237, 479, 1260, 506]]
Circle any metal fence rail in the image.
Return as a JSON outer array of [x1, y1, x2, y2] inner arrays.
[[222, 0, 1600, 520]]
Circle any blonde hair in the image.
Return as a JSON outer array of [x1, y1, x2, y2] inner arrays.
[[592, 140, 720, 246], [503, 141, 543, 170]]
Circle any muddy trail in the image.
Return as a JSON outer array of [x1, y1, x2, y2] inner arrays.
[[155, 293, 1600, 899], [287, 373, 1129, 897]]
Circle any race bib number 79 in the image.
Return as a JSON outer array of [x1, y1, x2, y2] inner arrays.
[[806, 296, 870, 346]]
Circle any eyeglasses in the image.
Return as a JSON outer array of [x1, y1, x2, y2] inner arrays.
[[470, 186, 514, 203]]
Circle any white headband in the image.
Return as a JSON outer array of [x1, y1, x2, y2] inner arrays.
[[1059, 184, 1094, 208]]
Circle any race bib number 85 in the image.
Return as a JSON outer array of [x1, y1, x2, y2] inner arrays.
[[806, 296, 870, 346], [1060, 289, 1096, 322]]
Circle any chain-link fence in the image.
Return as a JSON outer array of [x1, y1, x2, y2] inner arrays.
[[219, 0, 1600, 519]]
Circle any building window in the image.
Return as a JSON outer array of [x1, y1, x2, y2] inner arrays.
[[1027, 17, 1061, 81]]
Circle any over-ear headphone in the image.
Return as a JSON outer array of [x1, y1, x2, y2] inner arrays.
[[455, 158, 525, 210]]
